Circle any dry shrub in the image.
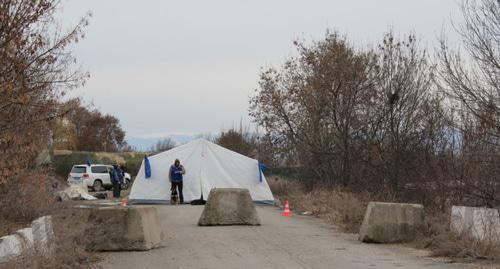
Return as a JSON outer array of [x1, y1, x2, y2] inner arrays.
[[0, 171, 55, 236], [0, 171, 99, 269], [3, 208, 99, 269], [268, 176, 372, 233], [267, 176, 305, 200], [303, 188, 372, 233], [420, 212, 500, 262], [270, 176, 500, 265]]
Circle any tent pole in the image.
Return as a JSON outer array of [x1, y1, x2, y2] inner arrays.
[[199, 140, 204, 200]]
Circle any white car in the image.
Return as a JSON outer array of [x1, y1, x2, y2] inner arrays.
[[67, 164, 132, 191]]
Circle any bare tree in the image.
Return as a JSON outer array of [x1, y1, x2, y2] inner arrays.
[[215, 123, 258, 157], [151, 137, 176, 153], [250, 32, 375, 185], [249, 2, 500, 208], [250, 31, 451, 203], [368, 32, 436, 194], [0, 0, 89, 186], [438, 0, 500, 138], [438, 0, 500, 206]]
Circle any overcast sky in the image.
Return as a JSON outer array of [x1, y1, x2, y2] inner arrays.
[[58, 0, 462, 147]]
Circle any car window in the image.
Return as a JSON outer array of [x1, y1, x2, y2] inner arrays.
[[71, 166, 87, 173], [91, 166, 109, 174]]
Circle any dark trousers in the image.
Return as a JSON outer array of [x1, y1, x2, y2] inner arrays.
[[171, 181, 184, 203], [112, 181, 121, 198]]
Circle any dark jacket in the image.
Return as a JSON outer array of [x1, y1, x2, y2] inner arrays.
[[111, 167, 124, 183], [169, 165, 185, 183]]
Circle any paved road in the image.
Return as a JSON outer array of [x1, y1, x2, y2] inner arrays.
[[102, 205, 474, 269]]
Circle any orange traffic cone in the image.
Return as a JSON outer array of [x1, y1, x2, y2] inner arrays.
[[282, 200, 291, 217], [121, 198, 128, 206]]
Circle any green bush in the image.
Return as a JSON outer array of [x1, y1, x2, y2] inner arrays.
[[121, 154, 143, 177]]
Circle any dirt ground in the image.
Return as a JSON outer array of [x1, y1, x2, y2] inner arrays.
[[99, 205, 481, 269]]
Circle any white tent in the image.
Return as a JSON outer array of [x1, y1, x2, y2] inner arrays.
[[128, 139, 274, 204]]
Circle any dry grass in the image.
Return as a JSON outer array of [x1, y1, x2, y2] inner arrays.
[[268, 176, 372, 233], [269, 176, 500, 265], [0, 172, 55, 236], [419, 213, 500, 263], [0, 172, 99, 269], [3, 208, 100, 269]]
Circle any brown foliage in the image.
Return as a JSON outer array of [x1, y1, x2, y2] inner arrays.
[[213, 125, 277, 165], [0, 0, 89, 185], [0, 2, 95, 267], [0, 172, 54, 229], [250, 32, 376, 185], [250, 31, 447, 203], [215, 126, 255, 157], [52, 118, 78, 151], [251, 1, 500, 207], [57, 99, 127, 152]]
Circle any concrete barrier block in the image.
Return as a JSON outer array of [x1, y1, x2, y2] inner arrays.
[[0, 235, 23, 264], [359, 202, 425, 243], [16, 227, 34, 251], [451, 206, 500, 241], [32, 216, 55, 256], [86, 206, 163, 251], [0, 216, 53, 264], [198, 188, 261, 226]]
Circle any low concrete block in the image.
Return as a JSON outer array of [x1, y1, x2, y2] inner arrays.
[[451, 206, 500, 242], [0, 216, 53, 264], [86, 206, 163, 251], [0, 235, 23, 264], [198, 188, 261, 226], [32, 216, 55, 256], [16, 227, 34, 251], [359, 202, 425, 243]]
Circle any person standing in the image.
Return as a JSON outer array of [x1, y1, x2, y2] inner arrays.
[[169, 159, 186, 204], [111, 164, 124, 199]]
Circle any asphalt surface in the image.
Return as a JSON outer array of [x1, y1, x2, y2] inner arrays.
[[101, 205, 476, 269]]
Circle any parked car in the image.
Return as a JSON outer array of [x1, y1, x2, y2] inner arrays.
[[67, 164, 132, 191]]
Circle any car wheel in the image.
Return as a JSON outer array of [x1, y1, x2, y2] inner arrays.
[[93, 180, 104, 192], [121, 179, 130, 190]]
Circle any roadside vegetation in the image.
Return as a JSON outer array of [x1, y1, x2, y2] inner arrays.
[[0, 0, 124, 268], [246, 0, 500, 263], [267, 177, 372, 233], [4, 208, 99, 269], [53, 99, 131, 152]]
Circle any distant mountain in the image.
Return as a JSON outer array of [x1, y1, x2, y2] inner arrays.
[[126, 134, 197, 151]]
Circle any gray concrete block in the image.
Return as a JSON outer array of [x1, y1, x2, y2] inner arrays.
[[198, 188, 261, 226], [359, 202, 425, 243], [0, 235, 23, 264], [32, 216, 55, 256], [451, 206, 500, 242], [86, 206, 163, 251]]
